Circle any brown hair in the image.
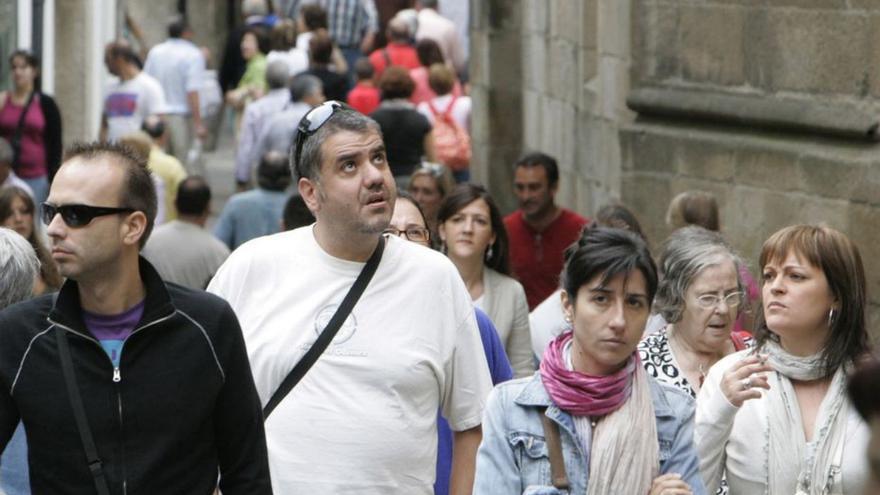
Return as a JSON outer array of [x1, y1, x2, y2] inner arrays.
[[379, 66, 415, 100], [0, 187, 62, 290], [666, 190, 719, 232], [427, 63, 454, 96], [754, 224, 869, 377], [63, 141, 157, 248], [437, 184, 510, 275]]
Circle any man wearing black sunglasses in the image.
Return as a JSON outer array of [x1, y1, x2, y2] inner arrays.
[[0, 142, 272, 494], [209, 103, 492, 494]]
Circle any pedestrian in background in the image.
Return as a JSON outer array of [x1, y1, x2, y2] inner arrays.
[[0, 50, 62, 203]]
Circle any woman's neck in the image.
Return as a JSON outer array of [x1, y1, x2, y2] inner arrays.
[[13, 84, 33, 100], [667, 325, 728, 373], [451, 254, 484, 300]]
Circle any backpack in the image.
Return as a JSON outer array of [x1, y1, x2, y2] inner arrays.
[[427, 96, 471, 171]]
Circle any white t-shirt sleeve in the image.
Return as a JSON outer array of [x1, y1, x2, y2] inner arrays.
[[144, 75, 168, 115], [185, 51, 206, 93], [439, 276, 492, 431]]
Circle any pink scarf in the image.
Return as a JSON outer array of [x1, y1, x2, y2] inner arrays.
[[540, 331, 636, 416]]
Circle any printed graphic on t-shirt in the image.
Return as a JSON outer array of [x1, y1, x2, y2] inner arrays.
[[105, 93, 139, 117], [313, 304, 357, 344]]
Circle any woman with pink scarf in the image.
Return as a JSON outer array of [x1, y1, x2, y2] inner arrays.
[[474, 226, 706, 495]]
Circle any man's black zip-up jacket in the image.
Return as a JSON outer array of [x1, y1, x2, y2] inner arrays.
[[0, 258, 272, 494]]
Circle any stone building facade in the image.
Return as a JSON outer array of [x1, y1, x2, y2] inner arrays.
[[471, 0, 880, 329]]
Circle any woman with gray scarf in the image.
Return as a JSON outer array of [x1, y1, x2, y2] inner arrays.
[[695, 224, 870, 494]]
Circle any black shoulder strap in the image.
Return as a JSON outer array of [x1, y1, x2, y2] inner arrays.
[[540, 408, 570, 491], [263, 236, 386, 419], [382, 48, 392, 70], [56, 328, 112, 495], [10, 91, 36, 171]]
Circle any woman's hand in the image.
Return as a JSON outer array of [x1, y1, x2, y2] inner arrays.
[[649, 473, 692, 495], [720, 354, 773, 407]]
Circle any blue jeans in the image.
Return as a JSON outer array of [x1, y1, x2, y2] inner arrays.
[[0, 423, 30, 495]]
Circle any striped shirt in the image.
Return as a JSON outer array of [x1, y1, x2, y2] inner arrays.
[[318, 0, 378, 47]]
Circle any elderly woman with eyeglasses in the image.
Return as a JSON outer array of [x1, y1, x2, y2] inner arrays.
[[638, 227, 752, 398], [408, 161, 454, 240]]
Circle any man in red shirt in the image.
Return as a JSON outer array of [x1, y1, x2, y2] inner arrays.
[[503, 152, 588, 310], [347, 58, 381, 115], [368, 18, 420, 79]]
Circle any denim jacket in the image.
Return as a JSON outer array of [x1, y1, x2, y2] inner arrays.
[[473, 373, 707, 495]]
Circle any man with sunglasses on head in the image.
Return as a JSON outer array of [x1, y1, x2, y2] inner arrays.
[[208, 102, 492, 495], [0, 142, 272, 494]]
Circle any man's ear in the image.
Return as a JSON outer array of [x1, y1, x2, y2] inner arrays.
[[122, 211, 148, 247], [298, 177, 320, 215]]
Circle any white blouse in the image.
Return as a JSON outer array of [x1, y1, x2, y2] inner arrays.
[[695, 350, 868, 495]]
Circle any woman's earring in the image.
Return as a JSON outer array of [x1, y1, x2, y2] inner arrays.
[[564, 313, 572, 324], [485, 245, 493, 261], [828, 308, 837, 327]]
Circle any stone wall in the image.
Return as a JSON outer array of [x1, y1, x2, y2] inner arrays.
[[470, 0, 633, 214], [471, 0, 880, 330]]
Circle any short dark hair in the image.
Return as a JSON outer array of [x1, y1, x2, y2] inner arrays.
[[754, 224, 869, 378], [561, 226, 658, 304], [293, 105, 382, 181], [594, 203, 646, 241], [167, 16, 190, 38], [437, 183, 510, 275], [354, 57, 374, 81], [175, 176, 211, 216], [379, 66, 415, 100], [515, 151, 559, 187], [63, 141, 157, 248], [282, 194, 315, 230], [141, 115, 166, 139], [106, 41, 141, 66], [243, 26, 271, 56], [309, 31, 333, 65], [300, 4, 328, 31], [257, 151, 292, 191], [416, 38, 444, 67]]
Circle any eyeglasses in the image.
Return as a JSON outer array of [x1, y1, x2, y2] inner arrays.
[[695, 291, 744, 309], [293, 101, 344, 178], [41, 203, 135, 228], [383, 226, 430, 243]]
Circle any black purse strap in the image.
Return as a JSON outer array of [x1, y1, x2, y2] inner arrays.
[[56, 327, 112, 495], [10, 91, 35, 171], [263, 236, 386, 419]]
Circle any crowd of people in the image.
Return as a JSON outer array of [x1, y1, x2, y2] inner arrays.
[[0, 1, 879, 495]]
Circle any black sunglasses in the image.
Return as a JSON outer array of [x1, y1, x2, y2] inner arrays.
[[293, 100, 343, 179], [41, 203, 135, 228]]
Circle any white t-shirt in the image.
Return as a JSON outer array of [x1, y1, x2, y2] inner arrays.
[[207, 228, 492, 494], [104, 72, 167, 142], [143, 38, 205, 115]]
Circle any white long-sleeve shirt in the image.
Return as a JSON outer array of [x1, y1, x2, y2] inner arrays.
[[695, 350, 869, 494]]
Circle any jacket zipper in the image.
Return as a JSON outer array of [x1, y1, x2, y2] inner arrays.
[[49, 311, 176, 495]]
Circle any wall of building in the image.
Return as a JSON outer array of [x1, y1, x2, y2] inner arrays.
[[470, 0, 880, 329]]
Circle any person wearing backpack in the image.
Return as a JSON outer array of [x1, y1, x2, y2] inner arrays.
[[417, 64, 471, 183]]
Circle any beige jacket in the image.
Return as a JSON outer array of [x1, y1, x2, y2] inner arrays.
[[477, 268, 535, 378]]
